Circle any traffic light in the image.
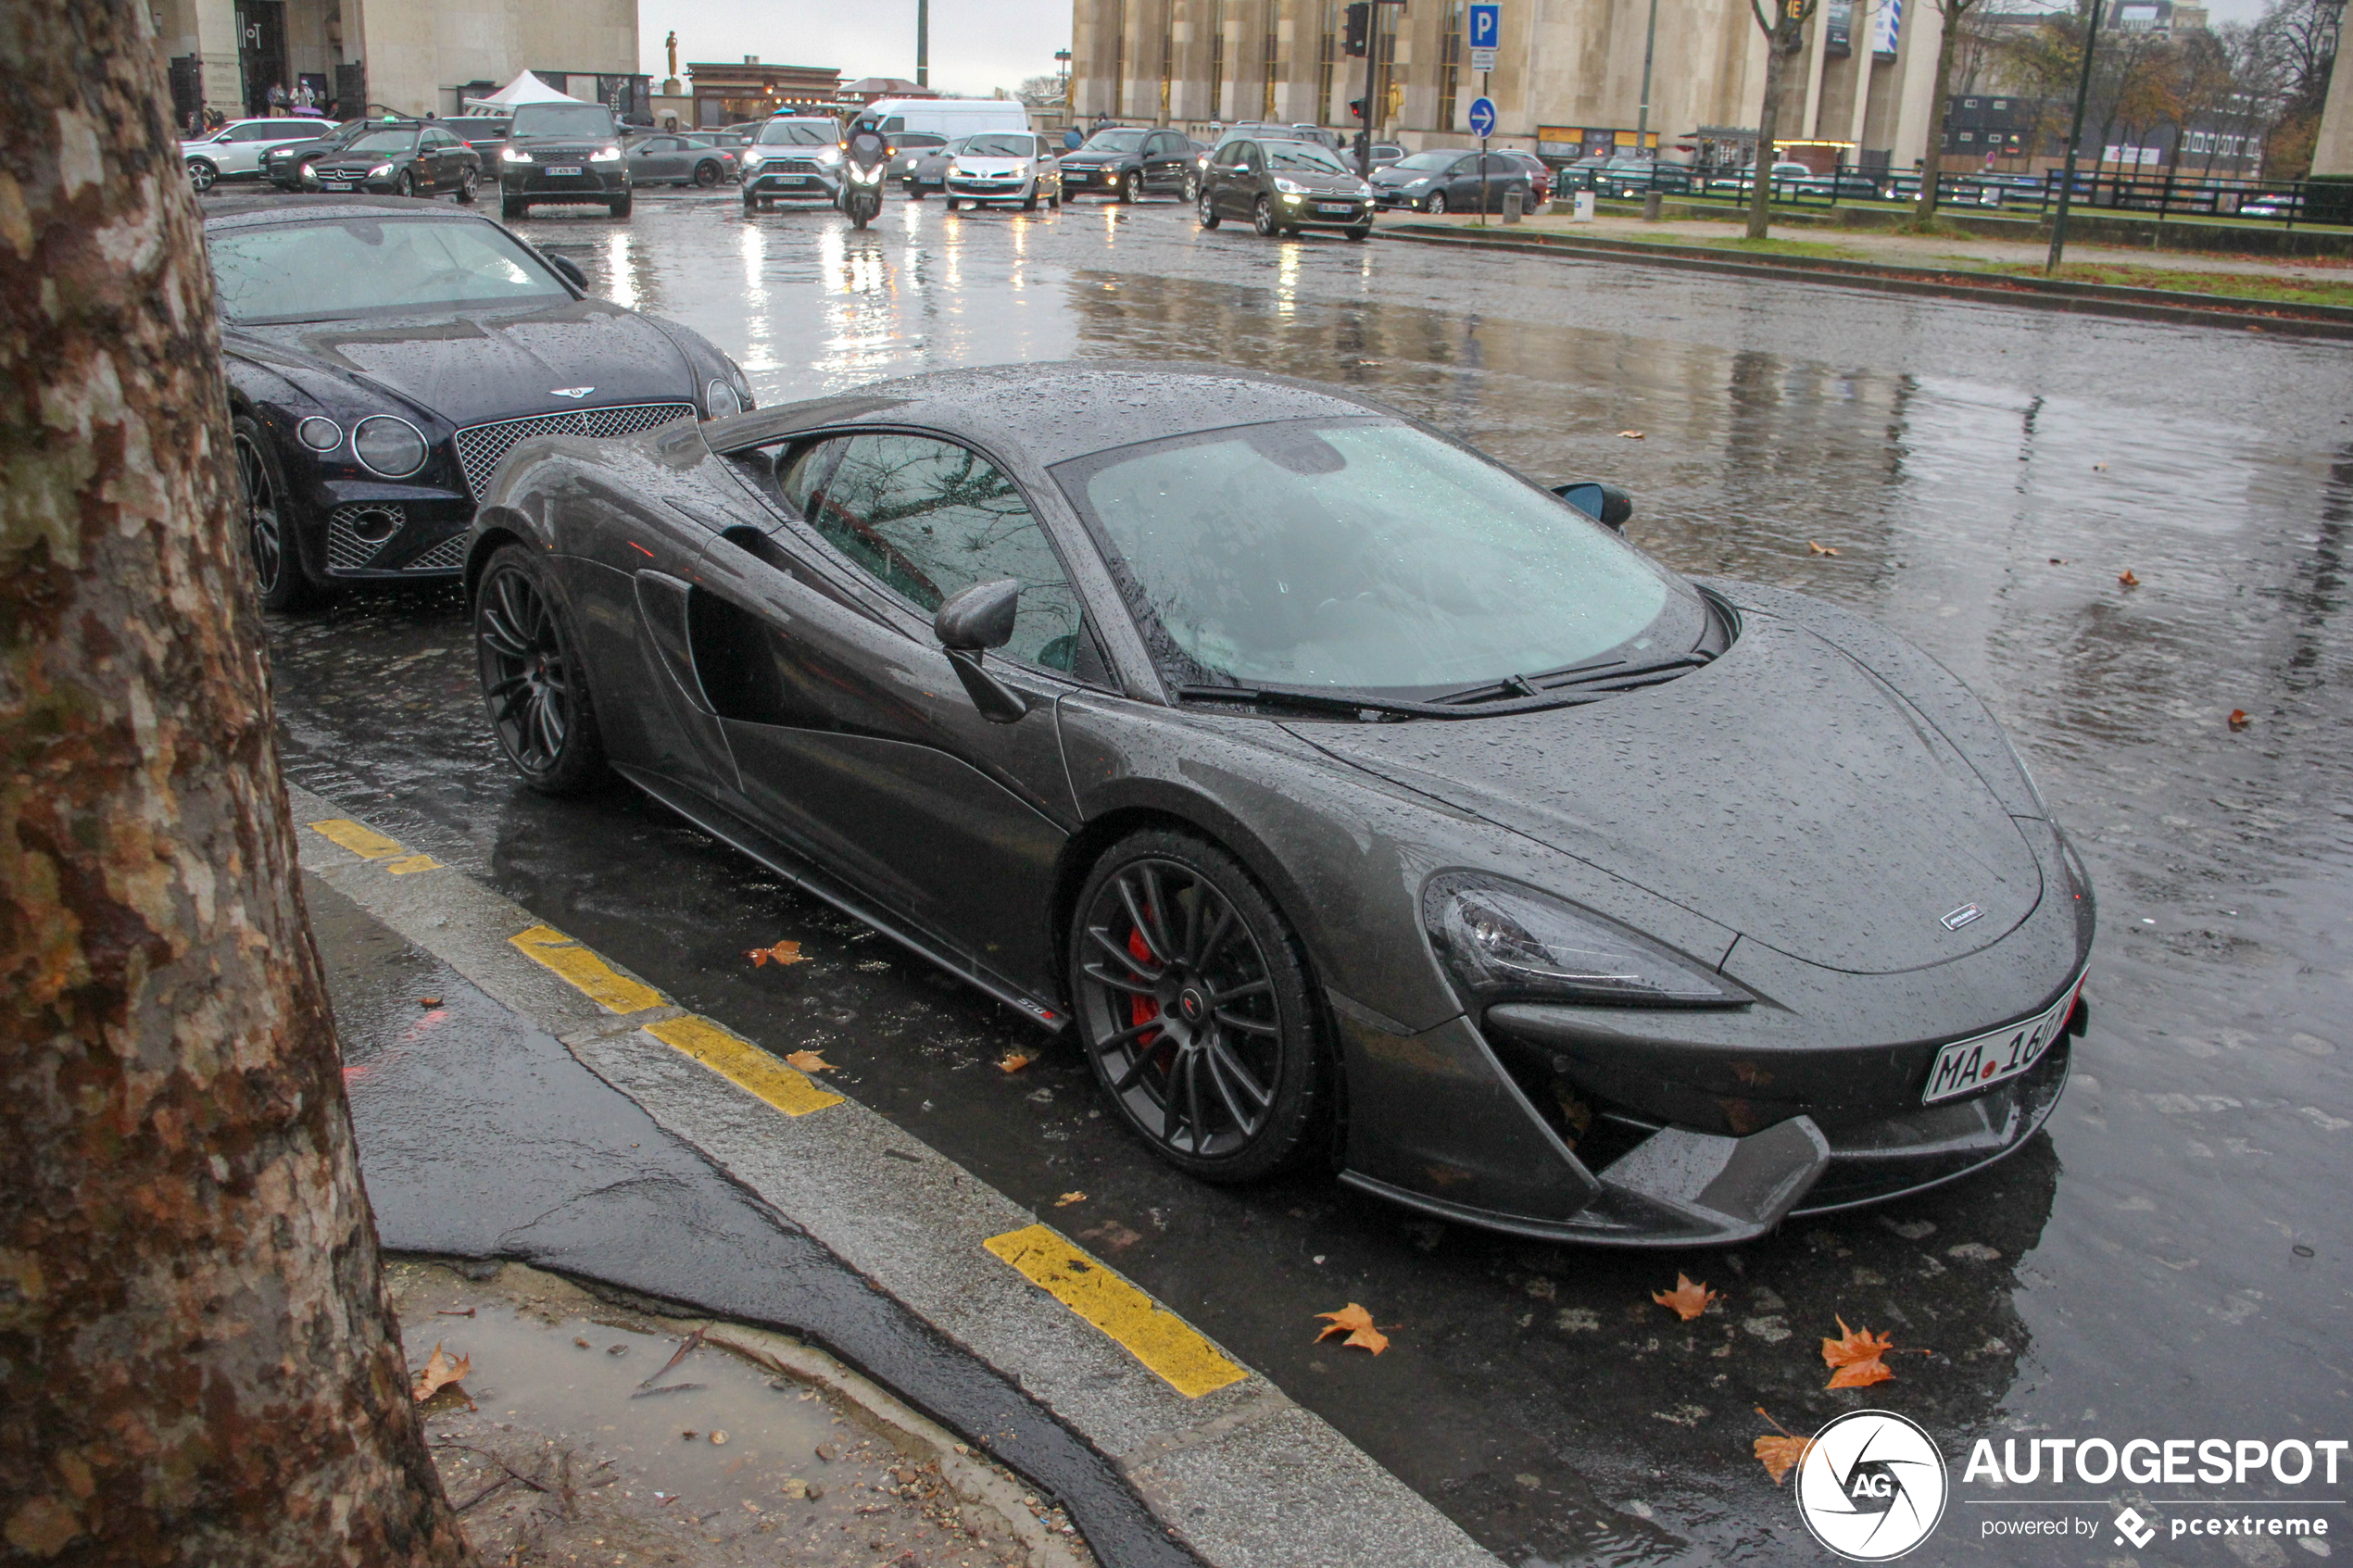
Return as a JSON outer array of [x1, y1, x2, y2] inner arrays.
[[1342, 2, 1369, 56], [1348, 96, 1365, 119]]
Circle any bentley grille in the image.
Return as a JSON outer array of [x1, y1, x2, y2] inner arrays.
[[452, 403, 697, 500]]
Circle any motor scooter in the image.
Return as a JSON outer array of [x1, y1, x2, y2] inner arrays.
[[842, 159, 884, 229]]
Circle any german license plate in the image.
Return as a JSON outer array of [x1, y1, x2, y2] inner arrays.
[[1921, 974, 2084, 1103], [546, 165, 583, 176], [321, 181, 351, 190], [1317, 203, 1353, 216]]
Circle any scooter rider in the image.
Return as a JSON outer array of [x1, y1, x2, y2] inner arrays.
[[844, 115, 891, 175]]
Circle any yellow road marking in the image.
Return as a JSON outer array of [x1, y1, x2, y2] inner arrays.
[[510, 924, 665, 1013], [645, 1015, 844, 1117], [385, 854, 441, 875], [983, 1224, 1248, 1399], [310, 819, 406, 859]]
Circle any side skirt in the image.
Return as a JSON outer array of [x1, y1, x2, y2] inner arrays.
[[614, 763, 1071, 1034]]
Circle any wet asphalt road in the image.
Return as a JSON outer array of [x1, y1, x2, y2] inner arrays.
[[262, 186, 2353, 1565]]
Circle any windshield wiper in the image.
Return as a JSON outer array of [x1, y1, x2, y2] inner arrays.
[[1433, 650, 1717, 707], [1177, 680, 1607, 721]]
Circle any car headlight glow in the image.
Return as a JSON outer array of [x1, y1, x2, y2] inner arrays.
[[352, 415, 429, 479], [592, 144, 622, 162], [369, 163, 393, 178], [1423, 873, 1752, 1009], [1273, 177, 1305, 195], [502, 146, 531, 163], [296, 416, 342, 452], [816, 145, 842, 165], [948, 165, 966, 178]]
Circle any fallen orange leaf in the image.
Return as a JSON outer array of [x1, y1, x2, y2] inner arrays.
[[1652, 1273, 1719, 1322], [2228, 709, 2250, 731], [1806, 540, 1840, 557], [748, 939, 806, 968], [1821, 1316, 1898, 1389], [784, 1049, 834, 1073], [996, 1052, 1033, 1073], [1754, 1407, 1815, 1485], [411, 1341, 472, 1402], [1314, 1303, 1390, 1356], [1053, 1192, 1086, 1207], [2118, 569, 2140, 587], [1617, 430, 1645, 439], [418, 997, 442, 1008]]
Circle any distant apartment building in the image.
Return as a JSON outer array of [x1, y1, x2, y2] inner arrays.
[[153, 0, 643, 123]]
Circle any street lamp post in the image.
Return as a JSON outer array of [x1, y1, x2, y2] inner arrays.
[[1636, 0, 1660, 152], [2045, 0, 2106, 275], [917, 0, 930, 88]]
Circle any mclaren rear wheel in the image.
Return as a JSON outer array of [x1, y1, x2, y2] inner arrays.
[[474, 545, 609, 795]]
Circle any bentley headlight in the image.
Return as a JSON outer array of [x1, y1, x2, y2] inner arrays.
[[1423, 873, 1751, 1008], [703, 378, 741, 419], [502, 146, 531, 163], [296, 416, 342, 451], [352, 415, 428, 479]]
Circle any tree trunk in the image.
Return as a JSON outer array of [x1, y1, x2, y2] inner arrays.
[[0, 5, 476, 1565], [1747, 15, 1793, 239], [1914, 0, 1968, 224]]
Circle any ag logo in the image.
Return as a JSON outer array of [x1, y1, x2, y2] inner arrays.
[[1794, 1410, 1948, 1561]]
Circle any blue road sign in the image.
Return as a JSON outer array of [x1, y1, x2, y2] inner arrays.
[[1467, 96, 1497, 138], [1468, 3, 1501, 48]]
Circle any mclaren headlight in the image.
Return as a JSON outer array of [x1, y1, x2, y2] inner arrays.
[[1423, 873, 1751, 1009]]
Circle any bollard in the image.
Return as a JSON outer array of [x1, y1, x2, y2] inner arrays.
[[1504, 190, 1523, 223], [1643, 190, 1664, 222], [1572, 190, 1595, 223]]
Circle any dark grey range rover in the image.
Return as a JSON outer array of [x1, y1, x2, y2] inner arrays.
[[497, 101, 633, 220]]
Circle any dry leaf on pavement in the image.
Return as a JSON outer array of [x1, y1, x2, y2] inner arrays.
[[418, 997, 442, 1008], [1652, 1273, 1719, 1321], [2228, 709, 2251, 731], [1053, 1192, 1086, 1207], [1617, 430, 1645, 439], [747, 939, 806, 968], [1754, 1407, 1816, 1485], [784, 1049, 835, 1073], [1807, 540, 1840, 556], [997, 1052, 1033, 1073], [1821, 1316, 1899, 1389], [410, 1341, 471, 1402], [1315, 1303, 1390, 1355], [2118, 569, 2141, 587]]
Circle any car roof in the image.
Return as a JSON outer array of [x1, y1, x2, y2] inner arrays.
[[711, 362, 1390, 470], [199, 194, 497, 232]]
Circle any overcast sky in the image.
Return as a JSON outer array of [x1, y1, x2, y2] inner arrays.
[[639, 0, 1075, 100]]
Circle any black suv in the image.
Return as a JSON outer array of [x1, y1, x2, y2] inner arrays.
[[1057, 126, 1193, 202], [498, 101, 631, 219]]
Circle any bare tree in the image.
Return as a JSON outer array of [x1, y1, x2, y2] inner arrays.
[[1914, 0, 2000, 220], [0, 3, 477, 1564], [1746, 0, 1822, 238]]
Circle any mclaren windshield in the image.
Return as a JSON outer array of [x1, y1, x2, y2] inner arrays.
[[1062, 420, 1705, 699]]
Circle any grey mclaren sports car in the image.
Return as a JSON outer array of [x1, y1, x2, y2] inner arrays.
[[463, 363, 2095, 1248]]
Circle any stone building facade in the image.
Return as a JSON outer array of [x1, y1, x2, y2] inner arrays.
[[1065, 0, 1958, 173], [152, 0, 640, 123]]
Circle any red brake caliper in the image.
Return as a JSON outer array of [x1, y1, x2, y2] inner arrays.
[[1127, 927, 1164, 1048]]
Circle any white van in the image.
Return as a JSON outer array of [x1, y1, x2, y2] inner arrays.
[[865, 98, 1031, 142]]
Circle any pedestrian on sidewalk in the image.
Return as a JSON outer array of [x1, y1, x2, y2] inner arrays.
[[267, 81, 288, 116]]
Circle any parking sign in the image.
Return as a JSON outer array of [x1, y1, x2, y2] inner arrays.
[[1467, 96, 1497, 138], [1468, 3, 1501, 48]]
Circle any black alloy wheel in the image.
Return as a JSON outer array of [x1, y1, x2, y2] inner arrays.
[[1425, 190, 1448, 215], [1120, 169, 1143, 203], [394, 169, 414, 198], [694, 159, 720, 186], [474, 545, 607, 794], [232, 414, 316, 611], [1197, 189, 1220, 228], [454, 167, 478, 204], [1070, 831, 1327, 1183], [1183, 169, 1201, 202], [1252, 194, 1277, 236]]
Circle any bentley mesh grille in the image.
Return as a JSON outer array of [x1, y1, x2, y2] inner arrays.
[[325, 503, 404, 571], [452, 403, 696, 499], [405, 533, 470, 572]]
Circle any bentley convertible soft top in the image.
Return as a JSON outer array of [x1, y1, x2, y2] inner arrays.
[[460, 362, 2095, 1247]]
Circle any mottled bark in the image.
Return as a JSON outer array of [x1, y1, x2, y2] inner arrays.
[[1914, 0, 1974, 224], [0, 5, 475, 1565], [1746, 0, 1813, 240]]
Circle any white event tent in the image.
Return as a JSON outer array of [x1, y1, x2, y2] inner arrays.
[[460, 72, 588, 113]]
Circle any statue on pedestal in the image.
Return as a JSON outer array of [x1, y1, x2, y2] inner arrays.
[[662, 31, 681, 96]]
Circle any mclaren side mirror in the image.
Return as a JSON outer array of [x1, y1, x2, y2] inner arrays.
[[934, 578, 1027, 724], [934, 578, 1021, 651], [545, 253, 588, 290], [1554, 482, 1633, 532]]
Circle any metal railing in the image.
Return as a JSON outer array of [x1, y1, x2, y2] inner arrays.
[[1557, 161, 2351, 229]]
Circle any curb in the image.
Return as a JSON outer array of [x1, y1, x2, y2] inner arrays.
[[1374, 222, 2353, 341], [292, 783, 1499, 1568]]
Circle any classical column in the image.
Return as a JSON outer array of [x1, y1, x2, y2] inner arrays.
[[2311, 28, 2353, 179]]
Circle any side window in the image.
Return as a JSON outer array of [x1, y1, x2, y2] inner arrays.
[[775, 437, 844, 519], [882, 116, 906, 132], [1240, 143, 1265, 174], [808, 433, 1086, 673]]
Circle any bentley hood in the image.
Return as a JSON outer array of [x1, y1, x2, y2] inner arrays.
[[225, 300, 700, 430], [1294, 615, 2044, 975]]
